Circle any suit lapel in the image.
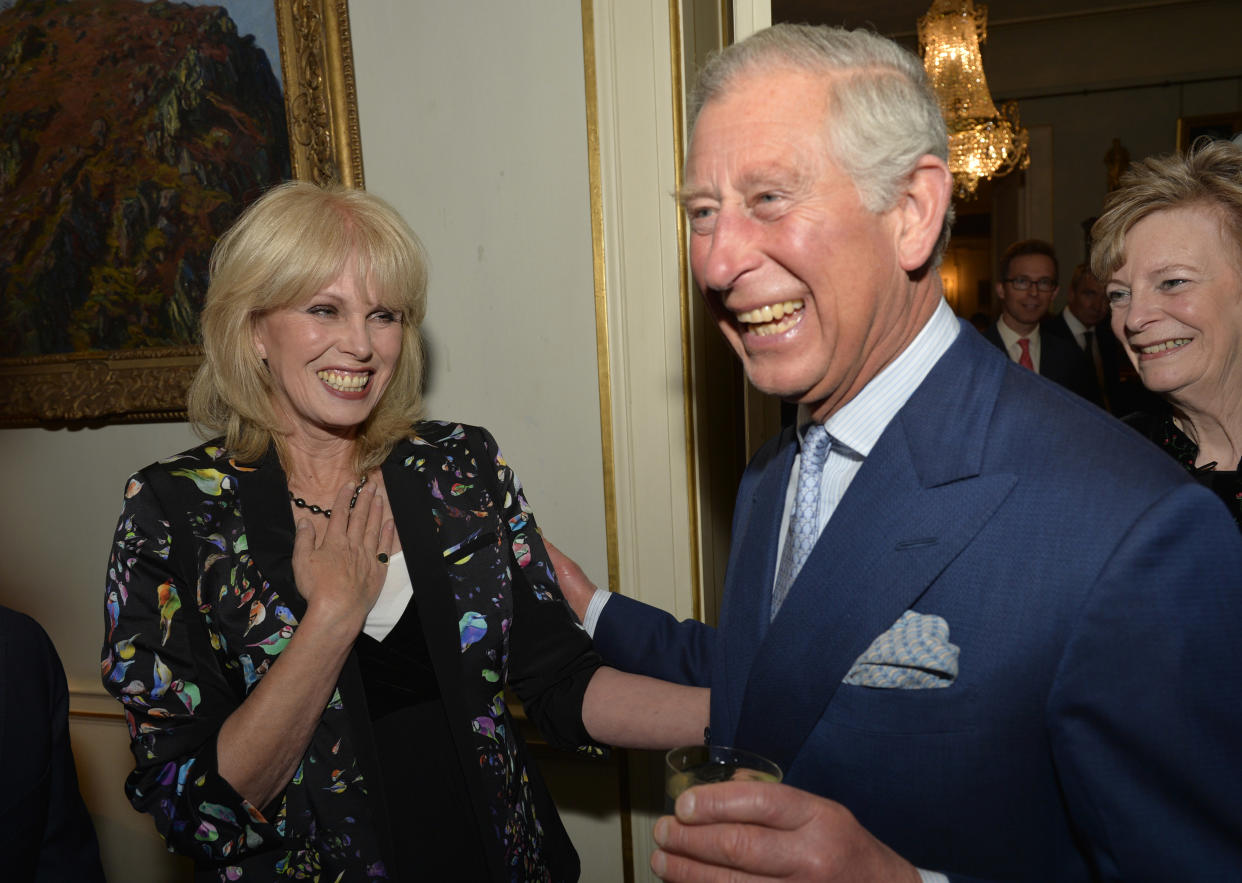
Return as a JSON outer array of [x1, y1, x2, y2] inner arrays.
[[382, 439, 508, 881], [713, 428, 798, 742], [1040, 330, 1075, 383], [235, 446, 402, 866], [982, 322, 1006, 356], [730, 328, 1018, 772], [381, 445, 461, 694], [237, 447, 305, 620]]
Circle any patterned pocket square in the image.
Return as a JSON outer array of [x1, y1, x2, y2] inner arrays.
[[843, 610, 959, 689]]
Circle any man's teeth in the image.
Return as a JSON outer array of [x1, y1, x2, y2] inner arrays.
[[318, 369, 370, 391], [1140, 339, 1190, 355], [737, 300, 804, 336]]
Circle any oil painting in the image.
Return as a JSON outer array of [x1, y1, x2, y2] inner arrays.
[[0, 0, 362, 425]]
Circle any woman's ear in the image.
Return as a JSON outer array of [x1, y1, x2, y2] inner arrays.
[[252, 316, 268, 361], [894, 154, 953, 273]]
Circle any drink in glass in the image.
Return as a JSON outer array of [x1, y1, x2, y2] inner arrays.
[[664, 744, 782, 808]]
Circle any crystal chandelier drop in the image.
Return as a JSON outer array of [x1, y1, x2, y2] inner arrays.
[[918, 0, 1029, 198]]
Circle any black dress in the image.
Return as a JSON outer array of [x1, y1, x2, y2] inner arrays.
[[354, 592, 491, 880], [1125, 411, 1242, 529]]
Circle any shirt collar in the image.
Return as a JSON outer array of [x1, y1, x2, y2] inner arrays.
[[1060, 307, 1089, 337], [994, 316, 1037, 350], [797, 298, 960, 458]]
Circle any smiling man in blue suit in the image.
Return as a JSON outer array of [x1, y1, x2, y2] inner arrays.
[[551, 22, 1242, 883]]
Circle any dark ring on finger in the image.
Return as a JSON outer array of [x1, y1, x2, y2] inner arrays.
[[377, 552, 389, 564]]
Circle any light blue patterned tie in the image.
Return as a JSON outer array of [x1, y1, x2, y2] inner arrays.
[[771, 423, 831, 620]]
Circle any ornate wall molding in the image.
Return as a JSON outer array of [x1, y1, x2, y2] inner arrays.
[[276, 0, 365, 189], [0, 348, 200, 427]]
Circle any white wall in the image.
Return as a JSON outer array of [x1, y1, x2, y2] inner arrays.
[[351, 2, 608, 576], [0, 422, 197, 687]]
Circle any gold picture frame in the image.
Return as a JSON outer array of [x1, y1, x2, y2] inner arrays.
[[1176, 112, 1242, 154], [0, 0, 363, 428]]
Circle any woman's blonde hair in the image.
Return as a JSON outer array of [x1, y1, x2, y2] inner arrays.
[[1091, 138, 1242, 281], [187, 181, 429, 472]]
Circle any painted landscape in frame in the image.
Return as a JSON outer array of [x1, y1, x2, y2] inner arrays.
[[0, 0, 363, 426]]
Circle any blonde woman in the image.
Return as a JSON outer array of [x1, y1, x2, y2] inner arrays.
[[102, 182, 706, 881], [1093, 138, 1242, 527]]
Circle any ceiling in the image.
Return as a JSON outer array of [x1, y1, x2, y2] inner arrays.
[[771, 0, 1195, 39]]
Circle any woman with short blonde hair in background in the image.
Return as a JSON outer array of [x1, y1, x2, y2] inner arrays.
[[1092, 138, 1242, 527]]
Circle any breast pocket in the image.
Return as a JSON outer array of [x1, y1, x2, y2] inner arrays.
[[792, 681, 981, 828], [827, 679, 976, 735]]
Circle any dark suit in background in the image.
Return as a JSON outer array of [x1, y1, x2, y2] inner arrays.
[[593, 325, 1242, 881], [983, 320, 1100, 405], [0, 606, 106, 881], [1043, 310, 1162, 417]]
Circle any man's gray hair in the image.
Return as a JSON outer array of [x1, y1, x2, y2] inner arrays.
[[689, 24, 953, 262]]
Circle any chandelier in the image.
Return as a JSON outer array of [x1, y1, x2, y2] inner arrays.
[[918, 0, 1029, 198]]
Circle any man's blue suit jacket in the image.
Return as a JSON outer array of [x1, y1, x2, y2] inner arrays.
[[594, 323, 1242, 882]]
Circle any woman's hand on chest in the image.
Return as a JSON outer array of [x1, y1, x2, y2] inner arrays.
[[292, 479, 396, 640]]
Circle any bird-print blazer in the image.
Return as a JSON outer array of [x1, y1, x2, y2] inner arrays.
[[102, 421, 602, 881]]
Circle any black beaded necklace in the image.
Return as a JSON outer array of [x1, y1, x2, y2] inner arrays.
[[288, 475, 368, 519]]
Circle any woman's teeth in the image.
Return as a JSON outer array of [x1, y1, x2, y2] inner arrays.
[[1140, 339, 1190, 354], [317, 369, 370, 391], [737, 300, 804, 336]]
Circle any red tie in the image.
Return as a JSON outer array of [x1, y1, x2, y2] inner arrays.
[[1018, 338, 1034, 370]]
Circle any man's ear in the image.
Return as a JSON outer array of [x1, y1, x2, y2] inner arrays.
[[894, 154, 953, 273]]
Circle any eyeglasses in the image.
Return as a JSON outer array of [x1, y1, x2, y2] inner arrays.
[[1005, 276, 1057, 292]]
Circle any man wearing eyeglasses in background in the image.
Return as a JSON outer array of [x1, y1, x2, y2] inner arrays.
[[984, 239, 1098, 404]]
